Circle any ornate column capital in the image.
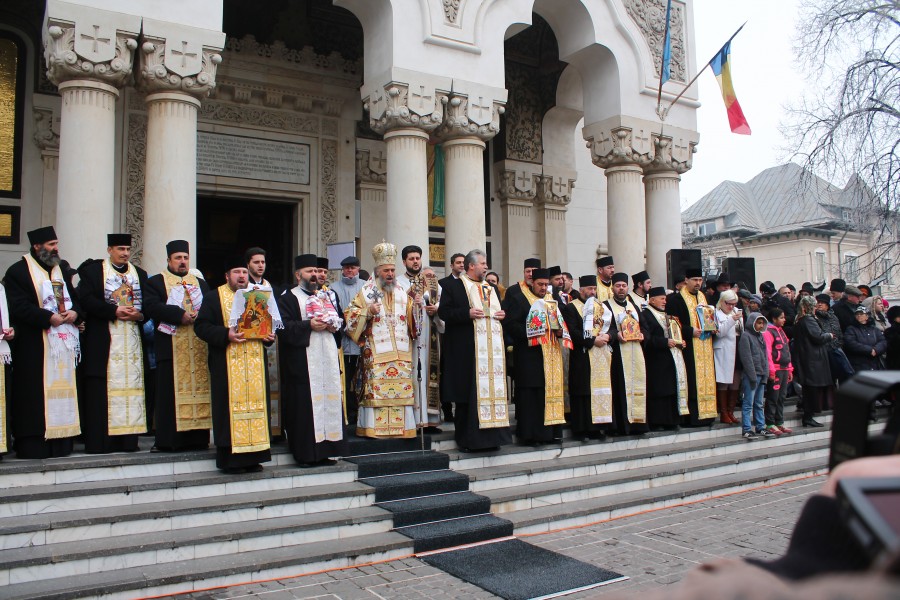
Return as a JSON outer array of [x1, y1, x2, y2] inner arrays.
[[535, 173, 575, 209], [584, 122, 653, 170], [434, 92, 505, 142], [43, 2, 140, 88], [496, 166, 537, 204], [644, 131, 698, 174], [356, 149, 387, 184], [363, 72, 451, 135], [137, 19, 226, 98], [584, 115, 699, 173], [33, 107, 60, 152]]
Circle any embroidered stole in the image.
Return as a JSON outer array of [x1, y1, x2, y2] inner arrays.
[[461, 276, 509, 429], [521, 285, 566, 426], [218, 285, 270, 453], [103, 260, 147, 435], [24, 254, 81, 439], [608, 299, 647, 424], [346, 283, 415, 436], [595, 278, 613, 303], [580, 298, 613, 424], [161, 270, 211, 431], [647, 305, 690, 416], [680, 287, 718, 419]]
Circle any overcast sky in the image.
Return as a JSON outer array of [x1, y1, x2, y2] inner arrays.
[[678, 0, 805, 208]]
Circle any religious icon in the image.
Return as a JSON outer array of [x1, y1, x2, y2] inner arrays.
[[238, 288, 273, 339], [591, 302, 605, 337], [545, 299, 561, 330], [479, 284, 492, 318], [425, 271, 439, 305], [619, 313, 642, 342], [51, 280, 66, 313], [110, 275, 135, 307], [180, 283, 195, 312], [668, 316, 684, 344], [696, 304, 718, 333]]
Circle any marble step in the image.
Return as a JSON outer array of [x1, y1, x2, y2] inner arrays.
[[484, 438, 830, 515], [0, 504, 394, 586], [0, 460, 356, 518], [508, 456, 829, 534], [458, 425, 834, 492], [0, 531, 413, 600], [0, 480, 374, 550]]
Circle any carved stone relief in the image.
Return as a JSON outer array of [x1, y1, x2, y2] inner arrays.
[[503, 62, 543, 163], [320, 139, 338, 244], [125, 113, 147, 264], [32, 107, 60, 150], [356, 149, 387, 184], [535, 175, 574, 207], [138, 38, 222, 97], [44, 24, 138, 87], [443, 0, 461, 24], [199, 101, 320, 135], [624, 0, 686, 83]]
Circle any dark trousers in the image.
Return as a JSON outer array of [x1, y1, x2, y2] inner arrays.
[[765, 370, 789, 426], [344, 354, 360, 426]]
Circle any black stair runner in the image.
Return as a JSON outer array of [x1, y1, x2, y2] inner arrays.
[[344, 435, 513, 553]]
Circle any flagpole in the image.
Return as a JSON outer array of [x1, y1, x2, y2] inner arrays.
[[657, 21, 747, 121], [655, 0, 672, 112]]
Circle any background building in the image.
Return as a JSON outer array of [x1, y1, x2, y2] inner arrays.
[[682, 163, 899, 300]]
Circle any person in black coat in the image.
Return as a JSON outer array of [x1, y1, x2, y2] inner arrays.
[[843, 306, 887, 373], [76, 234, 151, 454], [885, 306, 900, 371], [640, 287, 685, 430], [832, 286, 864, 332], [438, 251, 512, 451], [276, 255, 348, 466], [792, 296, 835, 427], [144, 240, 211, 452]]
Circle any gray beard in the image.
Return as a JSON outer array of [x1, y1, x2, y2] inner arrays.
[[377, 278, 393, 291], [299, 279, 318, 293], [37, 248, 60, 267]]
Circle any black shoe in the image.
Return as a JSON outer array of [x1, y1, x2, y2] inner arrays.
[[424, 426, 443, 434], [802, 419, 824, 427]]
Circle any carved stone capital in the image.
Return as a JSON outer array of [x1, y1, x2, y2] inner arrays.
[[585, 124, 653, 169], [496, 168, 537, 202], [535, 174, 575, 208], [43, 3, 141, 88], [434, 93, 505, 142], [137, 20, 226, 98], [644, 131, 698, 174], [32, 107, 60, 151], [356, 148, 387, 184], [364, 80, 448, 134], [584, 116, 699, 173]]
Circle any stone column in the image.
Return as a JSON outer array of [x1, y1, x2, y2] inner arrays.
[[435, 89, 505, 264], [137, 20, 225, 271], [355, 142, 387, 273], [32, 107, 60, 226], [44, 4, 140, 264], [644, 131, 698, 284], [536, 173, 575, 268], [365, 76, 449, 252]]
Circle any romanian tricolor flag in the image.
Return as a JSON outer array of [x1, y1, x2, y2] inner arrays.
[[709, 40, 751, 135]]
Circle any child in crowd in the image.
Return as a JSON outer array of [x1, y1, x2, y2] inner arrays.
[[738, 312, 774, 440], [763, 308, 793, 436]]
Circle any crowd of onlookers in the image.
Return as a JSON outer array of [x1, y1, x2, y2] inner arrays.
[[706, 275, 897, 440]]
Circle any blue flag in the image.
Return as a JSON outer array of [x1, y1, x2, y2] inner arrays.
[[661, 0, 672, 84]]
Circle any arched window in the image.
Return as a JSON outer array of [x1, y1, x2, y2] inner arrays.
[[0, 31, 25, 199]]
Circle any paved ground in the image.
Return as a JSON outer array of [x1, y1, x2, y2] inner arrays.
[[166, 475, 824, 600]]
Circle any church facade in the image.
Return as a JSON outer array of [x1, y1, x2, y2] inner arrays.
[[0, 0, 699, 285]]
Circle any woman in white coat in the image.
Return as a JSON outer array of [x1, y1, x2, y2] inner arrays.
[[714, 290, 743, 424]]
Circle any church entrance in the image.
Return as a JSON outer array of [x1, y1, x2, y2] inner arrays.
[[196, 196, 295, 288]]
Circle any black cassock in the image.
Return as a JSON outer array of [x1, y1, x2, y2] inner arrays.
[[501, 284, 562, 443], [438, 277, 512, 451], [604, 298, 649, 436], [4, 256, 82, 458], [276, 286, 348, 465], [144, 272, 211, 451], [194, 288, 272, 470], [560, 301, 607, 438], [76, 259, 151, 454], [666, 291, 715, 426], [639, 308, 682, 427]]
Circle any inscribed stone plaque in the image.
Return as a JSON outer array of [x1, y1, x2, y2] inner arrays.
[[197, 132, 310, 185]]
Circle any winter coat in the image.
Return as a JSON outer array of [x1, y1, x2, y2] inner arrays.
[[713, 308, 741, 384], [832, 299, 859, 332], [792, 315, 834, 387], [738, 312, 769, 381], [885, 324, 900, 371], [815, 309, 843, 350], [843, 319, 887, 372], [763, 324, 793, 376]]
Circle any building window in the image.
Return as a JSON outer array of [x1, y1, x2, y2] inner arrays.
[[698, 221, 717, 236], [0, 32, 25, 198], [883, 259, 893, 285], [841, 208, 851, 222], [814, 250, 826, 283], [844, 253, 859, 283]]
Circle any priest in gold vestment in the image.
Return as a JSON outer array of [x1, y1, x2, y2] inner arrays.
[[666, 268, 718, 426], [194, 259, 274, 472], [345, 242, 419, 439]]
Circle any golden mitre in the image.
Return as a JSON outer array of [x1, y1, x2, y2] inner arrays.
[[372, 240, 398, 267]]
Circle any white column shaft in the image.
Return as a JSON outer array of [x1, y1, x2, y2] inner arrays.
[[142, 92, 201, 272], [540, 206, 568, 268], [384, 128, 430, 251], [644, 171, 683, 285], [605, 164, 645, 277], [443, 137, 486, 263], [56, 80, 118, 265]]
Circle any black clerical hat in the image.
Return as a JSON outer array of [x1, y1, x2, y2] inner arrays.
[[631, 270, 649, 284], [611, 272, 629, 284], [524, 258, 541, 269], [401, 245, 423, 260], [578, 275, 595, 288], [648, 286, 666, 298], [27, 226, 57, 245], [684, 268, 703, 279], [532, 268, 550, 281], [596, 256, 614, 268], [317, 256, 329, 270], [107, 233, 132, 247], [295, 254, 317, 270], [224, 256, 245, 272], [166, 240, 189, 256], [830, 278, 846, 293], [815, 293, 831, 305], [340, 255, 360, 267], [547, 266, 562, 278]]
